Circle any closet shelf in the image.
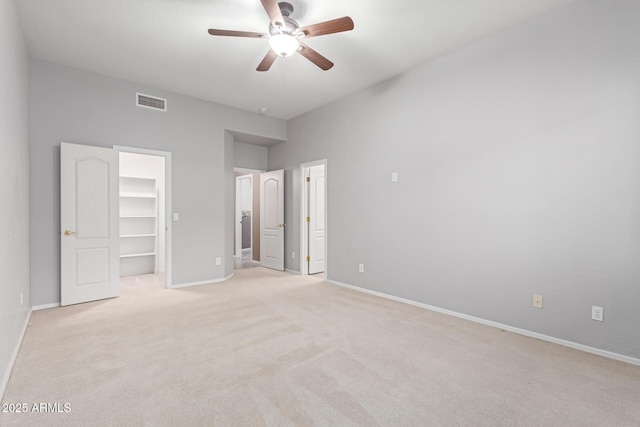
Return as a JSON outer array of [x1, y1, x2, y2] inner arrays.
[[120, 252, 156, 259], [120, 193, 156, 199], [120, 175, 158, 276]]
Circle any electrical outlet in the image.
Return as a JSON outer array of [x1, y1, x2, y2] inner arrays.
[[358, 264, 365, 273], [292, 252, 295, 259], [533, 294, 543, 309], [592, 306, 604, 322], [216, 257, 222, 266]]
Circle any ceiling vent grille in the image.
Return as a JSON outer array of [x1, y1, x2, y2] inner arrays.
[[136, 93, 167, 111]]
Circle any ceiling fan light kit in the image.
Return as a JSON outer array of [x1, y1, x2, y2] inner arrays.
[[269, 33, 299, 57], [208, 0, 354, 71]]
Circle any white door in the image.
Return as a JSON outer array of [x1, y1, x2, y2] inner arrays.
[[308, 165, 326, 274], [260, 170, 284, 271], [61, 142, 119, 306]]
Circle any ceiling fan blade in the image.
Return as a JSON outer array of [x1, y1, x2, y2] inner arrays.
[[208, 29, 267, 38], [298, 42, 334, 71], [300, 17, 354, 38], [260, 0, 284, 26], [257, 49, 278, 72]]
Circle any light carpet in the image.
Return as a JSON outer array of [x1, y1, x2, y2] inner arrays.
[[2, 268, 639, 426]]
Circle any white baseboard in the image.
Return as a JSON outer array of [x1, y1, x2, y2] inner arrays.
[[326, 279, 640, 367], [171, 273, 234, 289], [1, 309, 32, 401], [32, 302, 61, 311], [285, 268, 301, 275]]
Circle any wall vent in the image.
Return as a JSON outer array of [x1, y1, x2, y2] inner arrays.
[[136, 92, 167, 111]]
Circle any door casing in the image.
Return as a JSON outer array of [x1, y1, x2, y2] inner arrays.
[[235, 174, 253, 259], [114, 145, 172, 288]]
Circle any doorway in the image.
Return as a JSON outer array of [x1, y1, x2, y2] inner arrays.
[[300, 160, 327, 277], [115, 146, 172, 288], [234, 169, 262, 270]]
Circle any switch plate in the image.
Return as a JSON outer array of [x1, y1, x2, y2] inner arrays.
[[391, 172, 398, 182], [173, 213, 179, 222], [292, 252, 295, 259], [533, 294, 543, 309], [215, 257, 222, 266], [20, 292, 23, 306], [592, 306, 604, 322], [358, 264, 364, 273]]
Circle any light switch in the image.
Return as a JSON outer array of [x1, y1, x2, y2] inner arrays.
[[391, 172, 398, 183], [173, 213, 179, 222]]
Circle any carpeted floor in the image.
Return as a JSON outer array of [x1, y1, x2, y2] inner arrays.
[[2, 268, 640, 426]]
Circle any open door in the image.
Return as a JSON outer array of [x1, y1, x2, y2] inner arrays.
[[307, 164, 326, 274], [260, 170, 284, 271], [61, 143, 120, 306]]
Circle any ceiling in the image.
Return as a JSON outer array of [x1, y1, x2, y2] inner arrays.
[[16, 0, 576, 120]]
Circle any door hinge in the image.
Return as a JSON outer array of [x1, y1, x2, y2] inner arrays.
[[306, 216, 310, 222], [306, 256, 310, 262], [306, 177, 310, 182]]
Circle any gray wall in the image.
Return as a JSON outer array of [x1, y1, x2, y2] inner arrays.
[[30, 60, 286, 305], [269, 0, 640, 359], [1, 0, 31, 396], [234, 141, 268, 171]]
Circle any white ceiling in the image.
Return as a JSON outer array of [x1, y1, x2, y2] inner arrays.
[[16, 0, 576, 120]]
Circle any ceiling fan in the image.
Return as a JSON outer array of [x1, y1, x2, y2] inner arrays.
[[207, 0, 354, 71]]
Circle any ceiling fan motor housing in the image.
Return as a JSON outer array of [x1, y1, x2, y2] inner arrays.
[[269, 16, 300, 36], [278, 2, 294, 18], [268, 2, 300, 36]]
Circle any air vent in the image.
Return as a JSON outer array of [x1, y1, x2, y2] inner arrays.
[[136, 93, 167, 111]]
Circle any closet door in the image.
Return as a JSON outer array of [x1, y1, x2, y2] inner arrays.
[[60, 142, 119, 306]]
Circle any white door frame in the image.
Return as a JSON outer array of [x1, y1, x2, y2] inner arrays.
[[235, 174, 253, 259], [300, 159, 328, 277], [233, 168, 264, 265], [114, 145, 172, 289]]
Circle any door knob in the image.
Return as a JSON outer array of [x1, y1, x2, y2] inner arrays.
[[64, 229, 77, 236]]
